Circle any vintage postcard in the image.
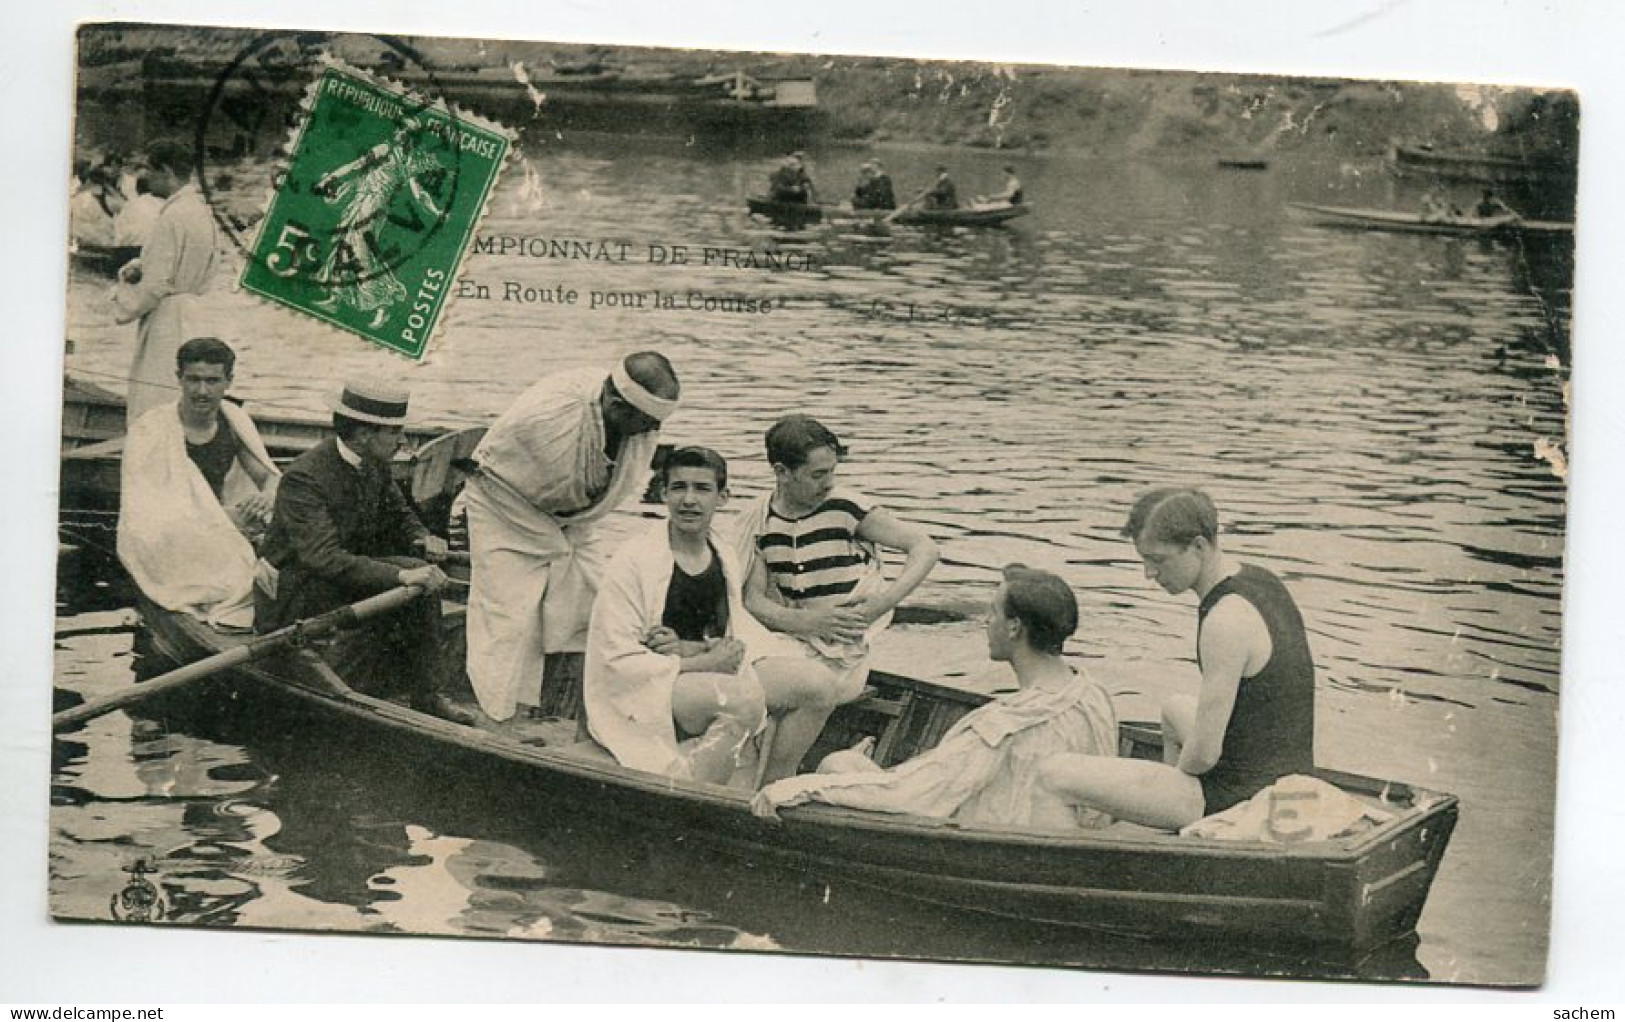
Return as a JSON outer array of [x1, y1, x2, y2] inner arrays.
[[50, 20, 1574, 990]]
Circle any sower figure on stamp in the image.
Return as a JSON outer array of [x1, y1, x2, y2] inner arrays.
[[733, 415, 939, 784], [118, 337, 281, 630], [1036, 488, 1316, 830], [111, 138, 220, 425], [256, 382, 473, 724], [464, 352, 680, 723]]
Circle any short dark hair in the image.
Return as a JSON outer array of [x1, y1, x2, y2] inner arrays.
[[765, 414, 841, 470], [1121, 488, 1218, 546], [333, 414, 371, 443], [176, 336, 235, 376], [999, 564, 1078, 655], [144, 138, 193, 177], [662, 445, 728, 490]]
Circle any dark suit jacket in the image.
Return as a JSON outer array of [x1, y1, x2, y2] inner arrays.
[[258, 438, 429, 628]]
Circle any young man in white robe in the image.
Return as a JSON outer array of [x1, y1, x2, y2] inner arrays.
[[582, 446, 770, 784], [117, 337, 279, 630], [751, 564, 1118, 830]]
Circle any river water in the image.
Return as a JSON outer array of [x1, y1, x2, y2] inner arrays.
[[53, 139, 1569, 985]]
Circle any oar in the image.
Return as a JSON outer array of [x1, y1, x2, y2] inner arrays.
[[884, 187, 930, 224], [52, 585, 423, 731]]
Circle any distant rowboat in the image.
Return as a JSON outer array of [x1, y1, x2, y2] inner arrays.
[[747, 195, 1031, 228], [1288, 202, 1574, 238]]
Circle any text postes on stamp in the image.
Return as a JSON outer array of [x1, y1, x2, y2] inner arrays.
[[240, 61, 514, 358]]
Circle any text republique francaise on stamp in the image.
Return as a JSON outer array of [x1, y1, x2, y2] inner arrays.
[[241, 61, 514, 358]]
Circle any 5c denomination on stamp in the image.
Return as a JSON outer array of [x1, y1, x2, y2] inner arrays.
[[239, 60, 515, 358]]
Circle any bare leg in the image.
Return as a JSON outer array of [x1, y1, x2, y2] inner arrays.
[[753, 656, 842, 784], [673, 672, 766, 785], [1037, 753, 1207, 831]]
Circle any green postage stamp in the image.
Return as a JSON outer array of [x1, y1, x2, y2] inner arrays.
[[241, 61, 514, 358]]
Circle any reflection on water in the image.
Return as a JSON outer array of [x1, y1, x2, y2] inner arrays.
[[54, 141, 1566, 984]]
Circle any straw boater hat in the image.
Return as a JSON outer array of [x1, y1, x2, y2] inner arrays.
[[330, 381, 410, 426]]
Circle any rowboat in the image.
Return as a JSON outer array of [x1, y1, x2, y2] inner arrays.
[[1217, 158, 1270, 171], [59, 372, 485, 552], [124, 591, 1459, 961], [747, 196, 1032, 228], [1288, 202, 1574, 237]]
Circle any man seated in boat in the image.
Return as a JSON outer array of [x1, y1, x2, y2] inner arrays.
[[733, 414, 940, 784], [768, 151, 816, 205], [1419, 187, 1462, 224], [978, 165, 1023, 207], [117, 337, 281, 630], [464, 353, 681, 723], [582, 446, 771, 784], [1474, 189, 1519, 220], [256, 381, 473, 724], [751, 564, 1117, 829], [1035, 488, 1316, 831], [851, 161, 896, 211], [923, 166, 959, 210]]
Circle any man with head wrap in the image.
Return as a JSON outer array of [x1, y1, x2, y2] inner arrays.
[[464, 352, 681, 722]]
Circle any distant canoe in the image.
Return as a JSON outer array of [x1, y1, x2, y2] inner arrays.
[[1217, 158, 1270, 171], [1288, 202, 1574, 237], [747, 196, 1031, 228]]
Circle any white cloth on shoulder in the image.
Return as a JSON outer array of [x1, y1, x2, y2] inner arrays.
[[1179, 774, 1394, 843], [116, 400, 278, 630], [464, 369, 661, 721], [583, 521, 772, 779]]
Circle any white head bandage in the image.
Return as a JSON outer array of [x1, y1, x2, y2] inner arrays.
[[611, 360, 679, 422]]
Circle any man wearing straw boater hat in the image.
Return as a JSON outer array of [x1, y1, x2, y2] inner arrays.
[[464, 352, 680, 723], [256, 380, 473, 724]]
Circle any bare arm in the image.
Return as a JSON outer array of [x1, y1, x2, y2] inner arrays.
[[741, 552, 865, 642], [853, 508, 939, 619], [1177, 596, 1270, 776]]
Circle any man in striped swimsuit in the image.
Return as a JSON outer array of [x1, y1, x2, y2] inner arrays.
[[736, 414, 939, 784]]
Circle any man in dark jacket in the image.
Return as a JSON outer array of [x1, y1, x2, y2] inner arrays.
[[257, 381, 472, 724]]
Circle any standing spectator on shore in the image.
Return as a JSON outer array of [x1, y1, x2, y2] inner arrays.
[[111, 138, 220, 425]]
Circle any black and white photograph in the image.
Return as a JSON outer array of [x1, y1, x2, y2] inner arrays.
[[8, 0, 1622, 1006]]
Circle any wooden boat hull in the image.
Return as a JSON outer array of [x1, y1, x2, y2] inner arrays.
[[127, 595, 1458, 959], [1289, 202, 1573, 237], [747, 196, 1032, 228], [1390, 144, 1576, 189]]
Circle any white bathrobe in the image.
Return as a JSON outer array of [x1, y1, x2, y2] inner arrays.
[[464, 369, 661, 721], [116, 400, 278, 630], [583, 521, 776, 779]]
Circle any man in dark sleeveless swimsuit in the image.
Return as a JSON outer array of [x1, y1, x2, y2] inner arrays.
[[1036, 488, 1315, 830]]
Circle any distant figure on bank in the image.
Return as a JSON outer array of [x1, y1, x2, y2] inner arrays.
[[111, 138, 220, 425], [257, 382, 472, 724], [464, 353, 680, 722], [768, 151, 816, 204], [69, 162, 123, 249], [583, 446, 771, 784], [1036, 489, 1316, 830], [118, 337, 280, 630], [852, 160, 896, 211], [923, 165, 958, 210], [113, 175, 165, 249], [734, 414, 939, 783], [752, 564, 1118, 828], [1474, 189, 1518, 220]]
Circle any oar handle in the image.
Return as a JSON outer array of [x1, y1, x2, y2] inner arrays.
[[52, 585, 423, 731]]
